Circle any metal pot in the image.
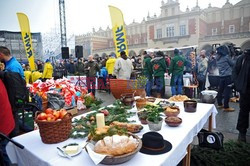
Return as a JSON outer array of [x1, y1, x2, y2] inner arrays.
[[201, 90, 218, 104], [201, 94, 216, 104]]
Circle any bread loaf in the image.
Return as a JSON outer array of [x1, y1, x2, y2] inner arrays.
[[94, 135, 138, 156]]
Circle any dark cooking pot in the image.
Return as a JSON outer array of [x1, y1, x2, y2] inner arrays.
[[201, 94, 216, 104], [184, 100, 197, 113], [201, 90, 218, 104]]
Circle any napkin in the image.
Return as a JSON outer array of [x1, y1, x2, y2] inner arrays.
[[86, 143, 106, 165]]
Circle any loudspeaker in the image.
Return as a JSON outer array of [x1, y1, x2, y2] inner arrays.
[[75, 45, 83, 58], [61, 47, 69, 59]]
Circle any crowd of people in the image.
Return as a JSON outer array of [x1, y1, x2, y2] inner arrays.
[[0, 44, 250, 165], [141, 46, 250, 143]]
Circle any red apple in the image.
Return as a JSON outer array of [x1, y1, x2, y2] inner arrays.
[[47, 114, 56, 121], [37, 112, 47, 120], [53, 111, 60, 120], [100, 109, 109, 116], [59, 109, 67, 119], [45, 108, 54, 115]]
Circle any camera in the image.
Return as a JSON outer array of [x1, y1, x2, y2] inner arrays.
[[226, 43, 242, 57], [244, 49, 250, 56]]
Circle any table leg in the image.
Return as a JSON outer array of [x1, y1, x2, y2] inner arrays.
[[182, 144, 191, 166], [208, 114, 213, 132], [194, 88, 196, 99]]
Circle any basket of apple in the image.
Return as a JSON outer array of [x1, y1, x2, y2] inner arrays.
[[35, 108, 72, 144]]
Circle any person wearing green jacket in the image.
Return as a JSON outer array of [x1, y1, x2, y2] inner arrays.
[[169, 49, 186, 96], [85, 55, 100, 96], [143, 51, 153, 96], [151, 51, 167, 98], [75, 58, 85, 76]]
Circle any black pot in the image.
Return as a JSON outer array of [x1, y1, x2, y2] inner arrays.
[[201, 94, 216, 104], [184, 100, 197, 113]]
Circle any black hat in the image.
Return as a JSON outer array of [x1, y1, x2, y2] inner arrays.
[[156, 51, 164, 57], [120, 51, 126, 56], [140, 132, 172, 155], [174, 49, 179, 55]]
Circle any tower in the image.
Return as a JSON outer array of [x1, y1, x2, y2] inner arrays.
[[59, 0, 67, 47]]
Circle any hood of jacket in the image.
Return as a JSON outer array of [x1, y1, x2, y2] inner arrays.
[[151, 57, 163, 63], [216, 45, 229, 57], [144, 54, 152, 60]]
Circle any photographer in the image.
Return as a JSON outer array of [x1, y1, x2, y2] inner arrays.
[[216, 45, 235, 112], [233, 49, 250, 142], [207, 51, 218, 75]]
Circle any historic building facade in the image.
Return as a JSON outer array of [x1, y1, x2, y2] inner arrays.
[[75, 0, 250, 57], [199, 0, 250, 51], [0, 30, 43, 61]]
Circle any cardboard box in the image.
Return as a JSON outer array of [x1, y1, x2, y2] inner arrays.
[[66, 107, 78, 116]]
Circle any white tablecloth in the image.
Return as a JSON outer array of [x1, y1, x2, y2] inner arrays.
[[6, 103, 217, 166]]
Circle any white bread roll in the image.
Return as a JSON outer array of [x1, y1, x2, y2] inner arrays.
[[94, 135, 138, 156]]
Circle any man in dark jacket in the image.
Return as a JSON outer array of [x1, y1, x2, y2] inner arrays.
[[232, 49, 250, 142], [216, 45, 235, 112], [75, 58, 85, 76], [36, 60, 43, 72], [143, 51, 153, 96], [53, 61, 64, 79], [169, 49, 186, 96], [151, 51, 167, 98], [85, 55, 100, 96], [67, 59, 76, 75]]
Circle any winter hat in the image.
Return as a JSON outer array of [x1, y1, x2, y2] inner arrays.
[[174, 49, 179, 55]]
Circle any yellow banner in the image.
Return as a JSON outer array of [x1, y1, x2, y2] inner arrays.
[[17, 13, 36, 71], [109, 6, 128, 57]]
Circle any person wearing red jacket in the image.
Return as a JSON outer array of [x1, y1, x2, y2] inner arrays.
[[0, 79, 15, 166]]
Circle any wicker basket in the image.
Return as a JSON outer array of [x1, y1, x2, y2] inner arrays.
[[86, 134, 142, 165], [35, 112, 72, 144], [110, 79, 145, 99]]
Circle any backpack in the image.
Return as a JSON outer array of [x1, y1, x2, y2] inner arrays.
[[0, 71, 29, 110], [197, 129, 224, 150]]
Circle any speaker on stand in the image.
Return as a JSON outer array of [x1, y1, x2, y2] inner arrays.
[[61, 47, 69, 77], [61, 47, 69, 59], [75, 45, 83, 59], [75, 45, 85, 87]]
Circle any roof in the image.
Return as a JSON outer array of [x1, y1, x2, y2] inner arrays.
[[0, 30, 41, 36], [235, 0, 249, 6]]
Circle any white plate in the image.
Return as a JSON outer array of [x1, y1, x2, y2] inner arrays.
[[57, 144, 82, 157]]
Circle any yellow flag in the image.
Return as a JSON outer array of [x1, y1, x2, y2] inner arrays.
[[17, 13, 36, 71], [109, 6, 128, 57]]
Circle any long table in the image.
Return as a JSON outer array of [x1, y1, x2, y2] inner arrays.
[[6, 102, 217, 166]]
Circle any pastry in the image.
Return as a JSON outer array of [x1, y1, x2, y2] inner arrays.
[[94, 135, 138, 156], [110, 121, 142, 133], [168, 95, 190, 102], [165, 106, 179, 113], [166, 116, 182, 123]]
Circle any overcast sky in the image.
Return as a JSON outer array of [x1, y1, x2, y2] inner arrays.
[[0, 0, 241, 35]]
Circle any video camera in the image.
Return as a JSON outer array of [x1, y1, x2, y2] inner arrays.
[[244, 48, 250, 56], [226, 43, 242, 57]]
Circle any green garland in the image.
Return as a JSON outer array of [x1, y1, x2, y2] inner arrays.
[[191, 140, 250, 166], [70, 100, 135, 139], [84, 96, 103, 108]]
